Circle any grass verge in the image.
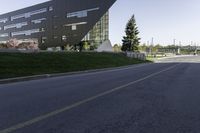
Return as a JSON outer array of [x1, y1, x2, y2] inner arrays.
[[0, 52, 150, 79]]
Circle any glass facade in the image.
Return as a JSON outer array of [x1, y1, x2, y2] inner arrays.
[[83, 11, 109, 48]]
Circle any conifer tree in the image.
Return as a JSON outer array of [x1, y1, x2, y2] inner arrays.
[[121, 15, 140, 52]]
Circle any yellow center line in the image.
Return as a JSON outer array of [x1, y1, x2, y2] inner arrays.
[[0, 63, 181, 133]]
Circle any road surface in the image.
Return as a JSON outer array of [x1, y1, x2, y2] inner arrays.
[[0, 55, 200, 133]]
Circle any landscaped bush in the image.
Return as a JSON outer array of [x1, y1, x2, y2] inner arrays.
[[0, 38, 39, 50]]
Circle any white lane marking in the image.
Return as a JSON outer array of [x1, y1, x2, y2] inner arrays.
[[0, 63, 181, 133]]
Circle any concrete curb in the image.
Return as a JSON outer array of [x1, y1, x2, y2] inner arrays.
[[0, 63, 150, 84]]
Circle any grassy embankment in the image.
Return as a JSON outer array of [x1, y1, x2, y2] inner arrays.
[[0, 52, 150, 79]]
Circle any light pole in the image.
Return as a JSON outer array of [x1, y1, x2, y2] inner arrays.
[[151, 37, 154, 46], [173, 39, 176, 45], [173, 39, 176, 54]]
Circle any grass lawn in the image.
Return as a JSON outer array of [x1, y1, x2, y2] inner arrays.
[[147, 55, 167, 61], [0, 52, 150, 79]]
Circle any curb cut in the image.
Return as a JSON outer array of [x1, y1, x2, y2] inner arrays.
[[0, 63, 150, 84]]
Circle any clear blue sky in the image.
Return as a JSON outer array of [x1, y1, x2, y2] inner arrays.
[[0, 0, 200, 46]]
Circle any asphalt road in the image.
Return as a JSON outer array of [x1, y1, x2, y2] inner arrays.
[[1, 55, 200, 133]]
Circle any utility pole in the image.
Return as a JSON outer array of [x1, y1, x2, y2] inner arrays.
[[151, 37, 154, 46], [179, 41, 182, 47], [173, 39, 176, 54], [177, 41, 182, 55], [150, 37, 154, 56]]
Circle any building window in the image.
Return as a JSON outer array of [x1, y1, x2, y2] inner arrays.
[[29, 8, 47, 16], [42, 37, 47, 43], [11, 14, 26, 21], [11, 29, 42, 36], [4, 22, 28, 30], [72, 25, 77, 31], [0, 18, 8, 23], [67, 7, 99, 18], [31, 18, 46, 24], [53, 36, 58, 39], [67, 12, 87, 18], [29, 29, 41, 34], [62, 35, 67, 42], [53, 25, 58, 29], [11, 8, 47, 21], [53, 15, 58, 18], [40, 28, 45, 32], [64, 22, 87, 31], [49, 6, 53, 11], [0, 33, 9, 37]]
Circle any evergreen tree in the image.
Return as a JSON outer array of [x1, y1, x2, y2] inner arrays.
[[121, 15, 140, 52]]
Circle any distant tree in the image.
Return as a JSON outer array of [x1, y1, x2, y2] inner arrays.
[[78, 42, 83, 52], [113, 44, 122, 52], [83, 41, 90, 51], [90, 45, 96, 51], [27, 41, 39, 50], [121, 15, 140, 52], [17, 42, 29, 49], [17, 40, 39, 50], [0, 43, 8, 49], [152, 44, 162, 53], [138, 43, 148, 52], [78, 41, 85, 52], [74, 41, 89, 52], [39, 44, 47, 50], [6, 38, 20, 48]]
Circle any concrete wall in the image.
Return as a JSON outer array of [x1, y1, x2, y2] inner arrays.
[[126, 52, 146, 61], [96, 40, 113, 52]]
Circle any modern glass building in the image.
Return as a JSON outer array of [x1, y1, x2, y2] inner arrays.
[[83, 12, 109, 49], [0, 0, 116, 49]]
